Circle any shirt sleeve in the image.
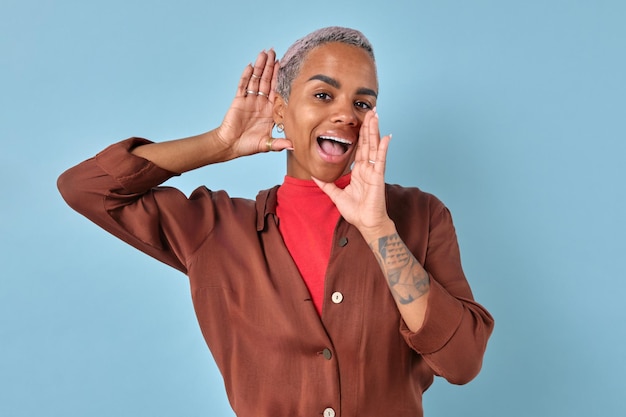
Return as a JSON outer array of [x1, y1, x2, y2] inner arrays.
[[399, 200, 495, 385], [57, 137, 213, 273]]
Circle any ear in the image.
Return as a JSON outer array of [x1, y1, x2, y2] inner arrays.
[[273, 95, 287, 124]]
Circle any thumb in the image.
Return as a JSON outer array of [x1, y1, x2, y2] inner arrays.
[[270, 137, 294, 152], [311, 176, 341, 203]]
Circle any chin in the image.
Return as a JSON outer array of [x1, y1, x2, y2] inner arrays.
[[315, 168, 350, 183]]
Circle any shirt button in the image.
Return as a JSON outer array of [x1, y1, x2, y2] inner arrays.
[[322, 348, 332, 360], [331, 292, 343, 304], [323, 407, 336, 417], [338, 236, 348, 247]]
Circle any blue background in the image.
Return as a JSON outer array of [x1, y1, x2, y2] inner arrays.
[[2, 1, 624, 416]]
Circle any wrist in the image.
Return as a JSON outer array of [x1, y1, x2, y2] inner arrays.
[[360, 218, 397, 246], [204, 128, 238, 162]]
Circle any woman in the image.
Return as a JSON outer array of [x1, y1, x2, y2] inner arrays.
[[58, 26, 494, 417]]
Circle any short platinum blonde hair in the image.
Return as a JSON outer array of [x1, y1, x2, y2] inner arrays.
[[276, 26, 376, 100]]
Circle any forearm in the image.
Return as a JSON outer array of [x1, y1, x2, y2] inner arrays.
[[58, 138, 193, 272], [131, 128, 234, 174], [365, 222, 431, 332]]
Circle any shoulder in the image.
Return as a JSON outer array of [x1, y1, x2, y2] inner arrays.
[[385, 184, 459, 252], [385, 183, 447, 214]]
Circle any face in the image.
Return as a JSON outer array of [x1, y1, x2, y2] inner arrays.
[[273, 42, 378, 182]]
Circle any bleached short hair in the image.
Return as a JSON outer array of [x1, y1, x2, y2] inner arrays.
[[276, 26, 376, 100]]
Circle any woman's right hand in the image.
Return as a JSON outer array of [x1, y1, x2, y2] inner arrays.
[[131, 50, 292, 174], [216, 49, 293, 158]]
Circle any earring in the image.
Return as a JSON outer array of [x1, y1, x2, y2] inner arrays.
[[276, 123, 284, 133]]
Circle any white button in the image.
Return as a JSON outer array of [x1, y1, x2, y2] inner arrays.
[[323, 407, 336, 417], [322, 348, 332, 360], [331, 291, 343, 304]]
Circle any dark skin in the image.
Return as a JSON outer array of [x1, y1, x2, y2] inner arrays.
[[132, 44, 431, 331]]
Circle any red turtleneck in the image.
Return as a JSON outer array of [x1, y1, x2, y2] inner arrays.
[[276, 174, 351, 315]]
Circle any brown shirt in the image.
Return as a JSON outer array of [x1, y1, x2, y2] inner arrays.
[[58, 138, 494, 417]]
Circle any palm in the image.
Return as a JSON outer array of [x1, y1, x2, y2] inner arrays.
[[336, 154, 387, 229], [314, 110, 392, 234], [220, 95, 275, 156], [216, 49, 291, 157]]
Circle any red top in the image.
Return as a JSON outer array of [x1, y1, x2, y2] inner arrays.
[[276, 175, 351, 315]]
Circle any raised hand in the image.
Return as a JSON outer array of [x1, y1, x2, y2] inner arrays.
[[216, 49, 293, 158], [313, 109, 394, 242], [130, 50, 292, 173]]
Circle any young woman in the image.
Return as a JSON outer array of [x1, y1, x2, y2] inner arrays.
[[58, 26, 494, 417]]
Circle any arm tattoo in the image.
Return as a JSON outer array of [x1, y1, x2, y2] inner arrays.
[[372, 233, 430, 305]]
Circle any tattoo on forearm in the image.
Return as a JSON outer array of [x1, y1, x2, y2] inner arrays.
[[372, 233, 430, 305]]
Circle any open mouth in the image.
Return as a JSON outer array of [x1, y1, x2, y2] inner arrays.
[[317, 135, 353, 156]]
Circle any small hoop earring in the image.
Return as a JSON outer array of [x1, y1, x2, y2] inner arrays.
[[276, 123, 284, 133]]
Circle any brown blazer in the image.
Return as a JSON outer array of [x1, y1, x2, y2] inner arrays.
[[58, 137, 494, 417]]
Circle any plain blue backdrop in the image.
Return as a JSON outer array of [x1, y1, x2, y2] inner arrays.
[[2, 0, 624, 416]]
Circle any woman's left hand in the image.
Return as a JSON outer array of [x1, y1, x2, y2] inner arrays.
[[313, 109, 395, 243]]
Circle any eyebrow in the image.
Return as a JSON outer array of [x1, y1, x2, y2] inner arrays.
[[307, 74, 378, 98]]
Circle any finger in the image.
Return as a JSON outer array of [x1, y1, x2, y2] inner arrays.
[[269, 59, 279, 101], [247, 50, 269, 94], [265, 137, 293, 152], [236, 64, 254, 97], [367, 109, 381, 162], [374, 133, 391, 174], [356, 110, 374, 164], [258, 49, 276, 97]]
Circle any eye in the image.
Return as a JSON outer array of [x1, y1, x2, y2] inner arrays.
[[314, 92, 332, 101], [355, 100, 373, 110]]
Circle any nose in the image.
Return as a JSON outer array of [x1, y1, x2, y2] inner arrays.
[[330, 97, 358, 126]]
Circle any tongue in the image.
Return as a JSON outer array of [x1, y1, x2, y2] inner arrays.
[[320, 139, 345, 156]]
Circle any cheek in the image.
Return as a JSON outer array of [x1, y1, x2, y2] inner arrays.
[[285, 110, 314, 138]]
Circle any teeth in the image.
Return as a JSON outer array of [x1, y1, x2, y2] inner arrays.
[[319, 136, 353, 145]]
